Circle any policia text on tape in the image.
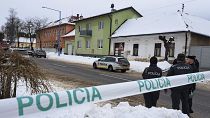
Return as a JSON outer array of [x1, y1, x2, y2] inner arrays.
[[0, 71, 209, 117]]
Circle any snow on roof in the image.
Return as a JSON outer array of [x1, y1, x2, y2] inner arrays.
[[112, 13, 210, 38], [16, 37, 36, 43], [46, 17, 75, 28], [61, 29, 75, 37]]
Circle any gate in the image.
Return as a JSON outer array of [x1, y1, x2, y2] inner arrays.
[[190, 46, 210, 68]]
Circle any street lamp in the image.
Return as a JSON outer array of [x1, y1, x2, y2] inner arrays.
[[42, 6, 61, 56]]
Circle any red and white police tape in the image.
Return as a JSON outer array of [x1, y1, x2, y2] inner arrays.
[[0, 71, 210, 117]]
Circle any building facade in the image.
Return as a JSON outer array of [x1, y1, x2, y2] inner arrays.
[[74, 7, 142, 57], [61, 29, 75, 55], [36, 18, 75, 50], [111, 13, 210, 62], [15, 37, 36, 48]]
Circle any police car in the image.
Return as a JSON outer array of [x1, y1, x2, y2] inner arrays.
[[93, 56, 130, 73]]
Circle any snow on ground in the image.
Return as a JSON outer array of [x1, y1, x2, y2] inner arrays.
[[15, 79, 188, 118], [28, 102, 188, 118], [15, 52, 188, 118], [47, 52, 171, 73]]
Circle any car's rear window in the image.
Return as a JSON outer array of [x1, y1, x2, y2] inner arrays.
[[118, 58, 129, 64]]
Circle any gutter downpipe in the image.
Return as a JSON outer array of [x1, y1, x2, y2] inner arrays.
[[185, 30, 190, 55], [108, 15, 112, 56]]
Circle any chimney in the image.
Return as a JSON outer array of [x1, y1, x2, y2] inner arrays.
[[77, 14, 80, 19], [80, 14, 83, 20], [111, 4, 116, 12]]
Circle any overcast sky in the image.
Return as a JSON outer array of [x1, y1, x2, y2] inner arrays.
[[0, 0, 210, 27]]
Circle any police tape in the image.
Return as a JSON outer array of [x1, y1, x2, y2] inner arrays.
[[0, 71, 210, 117]]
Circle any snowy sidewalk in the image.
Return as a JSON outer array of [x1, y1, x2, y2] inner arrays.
[[47, 52, 171, 73]]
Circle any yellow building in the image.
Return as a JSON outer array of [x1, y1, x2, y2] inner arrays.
[[15, 37, 36, 48]]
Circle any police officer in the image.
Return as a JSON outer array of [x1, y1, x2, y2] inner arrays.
[[142, 56, 162, 108], [186, 55, 199, 113], [167, 53, 193, 115]]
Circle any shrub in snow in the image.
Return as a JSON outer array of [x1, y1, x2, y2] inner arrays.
[[0, 49, 51, 99]]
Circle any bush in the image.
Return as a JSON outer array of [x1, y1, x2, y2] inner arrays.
[[0, 49, 51, 99]]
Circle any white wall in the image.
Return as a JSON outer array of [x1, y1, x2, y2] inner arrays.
[[111, 32, 188, 60]]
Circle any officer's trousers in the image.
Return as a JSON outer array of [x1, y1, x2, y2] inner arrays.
[[171, 88, 189, 115], [143, 91, 160, 108]]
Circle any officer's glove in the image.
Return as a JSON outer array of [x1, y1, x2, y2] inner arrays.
[[189, 91, 194, 98]]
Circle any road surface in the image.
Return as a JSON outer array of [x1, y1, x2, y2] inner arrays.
[[35, 58, 210, 118]]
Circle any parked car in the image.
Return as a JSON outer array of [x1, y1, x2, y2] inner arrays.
[[9, 48, 29, 58], [32, 50, 46, 58], [93, 56, 130, 73]]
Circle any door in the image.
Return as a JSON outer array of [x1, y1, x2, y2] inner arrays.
[[133, 44, 139, 56], [67, 44, 73, 55], [190, 46, 210, 68]]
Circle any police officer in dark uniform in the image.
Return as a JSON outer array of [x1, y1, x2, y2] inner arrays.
[[186, 55, 199, 113], [142, 56, 162, 108], [167, 53, 193, 115]]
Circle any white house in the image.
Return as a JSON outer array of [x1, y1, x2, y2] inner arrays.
[[111, 13, 210, 66]]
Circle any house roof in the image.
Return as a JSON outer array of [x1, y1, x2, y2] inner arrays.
[[112, 13, 210, 38], [16, 37, 36, 43], [74, 7, 142, 23], [61, 29, 75, 37], [43, 17, 75, 29]]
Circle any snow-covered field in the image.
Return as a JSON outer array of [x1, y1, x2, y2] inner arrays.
[[16, 80, 188, 118], [47, 52, 171, 73]]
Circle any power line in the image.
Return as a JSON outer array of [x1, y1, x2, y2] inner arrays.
[[140, 0, 197, 14]]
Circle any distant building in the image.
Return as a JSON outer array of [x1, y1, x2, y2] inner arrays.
[[74, 7, 142, 57], [61, 29, 75, 55], [111, 13, 210, 68], [36, 16, 76, 50], [15, 37, 36, 48]]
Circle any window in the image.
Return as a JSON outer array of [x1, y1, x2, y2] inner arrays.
[[154, 43, 161, 57], [115, 19, 118, 25], [86, 23, 91, 30], [86, 40, 91, 48], [97, 40, 103, 48], [105, 57, 116, 62], [169, 43, 175, 57], [98, 21, 104, 29], [133, 44, 139, 56], [77, 40, 81, 48], [78, 26, 81, 32]]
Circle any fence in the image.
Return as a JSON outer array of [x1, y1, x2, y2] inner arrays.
[[0, 71, 210, 117]]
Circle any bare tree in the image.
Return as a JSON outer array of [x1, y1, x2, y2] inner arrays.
[[32, 17, 48, 50], [16, 19, 25, 48], [23, 18, 35, 50], [4, 8, 20, 44], [0, 49, 51, 99], [0, 32, 4, 41]]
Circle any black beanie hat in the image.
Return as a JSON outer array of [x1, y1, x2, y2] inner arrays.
[[177, 53, 186, 62], [150, 56, 158, 64]]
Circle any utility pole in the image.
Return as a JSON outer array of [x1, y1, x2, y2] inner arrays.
[[42, 6, 62, 56]]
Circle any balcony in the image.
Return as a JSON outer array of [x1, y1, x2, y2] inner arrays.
[[80, 30, 92, 37]]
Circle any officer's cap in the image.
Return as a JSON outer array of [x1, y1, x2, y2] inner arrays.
[[186, 55, 196, 60]]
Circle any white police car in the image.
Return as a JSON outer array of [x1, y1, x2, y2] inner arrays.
[[93, 56, 130, 73]]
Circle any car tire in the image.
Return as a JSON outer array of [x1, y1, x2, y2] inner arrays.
[[108, 65, 113, 72], [93, 63, 97, 69], [44, 56, 46, 58], [121, 69, 126, 73]]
